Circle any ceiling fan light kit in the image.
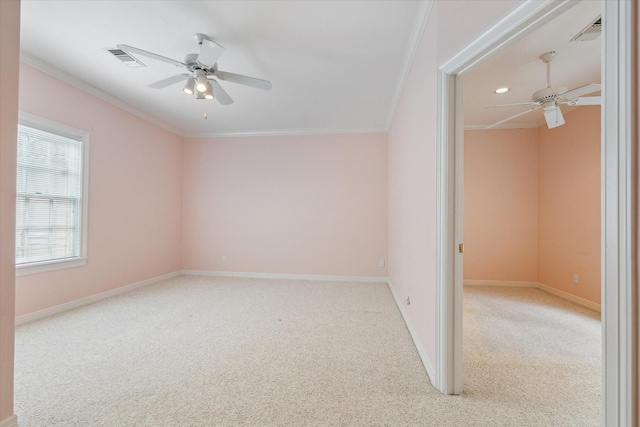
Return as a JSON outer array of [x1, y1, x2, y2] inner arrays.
[[195, 70, 209, 93], [116, 33, 272, 105], [543, 106, 565, 129], [485, 51, 600, 130], [182, 78, 195, 95]]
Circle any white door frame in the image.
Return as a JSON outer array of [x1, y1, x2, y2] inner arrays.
[[435, 0, 637, 425]]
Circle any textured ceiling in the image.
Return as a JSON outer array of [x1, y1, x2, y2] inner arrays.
[[20, 0, 424, 137], [20, 1, 602, 136], [463, 0, 601, 129]]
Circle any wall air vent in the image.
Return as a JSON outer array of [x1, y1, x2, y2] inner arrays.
[[570, 15, 601, 42], [107, 48, 146, 67]]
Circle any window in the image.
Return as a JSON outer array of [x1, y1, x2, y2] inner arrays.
[[16, 113, 89, 276]]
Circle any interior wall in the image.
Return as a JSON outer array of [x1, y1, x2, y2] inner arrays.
[[182, 133, 388, 277], [15, 64, 184, 316], [387, 7, 439, 366], [463, 129, 539, 282], [538, 106, 601, 304], [0, 0, 20, 421], [463, 107, 601, 304], [0, 0, 635, 415], [387, 0, 522, 373]]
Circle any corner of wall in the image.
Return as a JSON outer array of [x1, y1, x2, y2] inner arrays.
[[0, 0, 20, 420], [386, 279, 436, 383]]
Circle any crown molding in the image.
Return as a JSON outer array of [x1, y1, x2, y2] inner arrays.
[[184, 127, 388, 139], [20, 52, 186, 138], [384, 0, 435, 130], [21, 53, 388, 140], [464, 123, 541, 131], [24, 38, 429, 140]]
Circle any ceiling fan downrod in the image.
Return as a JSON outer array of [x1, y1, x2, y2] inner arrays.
[[540, 51, 556, 88]]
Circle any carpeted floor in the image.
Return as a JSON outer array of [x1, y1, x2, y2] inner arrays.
[[14, 277, 601, 426]]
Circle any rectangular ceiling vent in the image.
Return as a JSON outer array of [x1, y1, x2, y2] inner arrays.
[[570, 15, 601, 42], [107, 48, 146, 67]]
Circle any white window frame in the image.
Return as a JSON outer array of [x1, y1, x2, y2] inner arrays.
[[16, 112, 90, 277]]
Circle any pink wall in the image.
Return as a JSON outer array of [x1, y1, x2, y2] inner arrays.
[[387, 0, 522, 373], [538, 107, 601, 304], [464, 129, 539, 282], [464, 108, 601, 304], [15, 64, 183, 315], [0, 0, 19, 421], [182, 133, 388, 277], [387, 7, 438, 365], [0, 0, 633, 417]]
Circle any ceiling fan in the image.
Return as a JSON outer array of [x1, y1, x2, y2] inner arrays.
[[485, 51, 600, 130], [117, 33, 272, 105]]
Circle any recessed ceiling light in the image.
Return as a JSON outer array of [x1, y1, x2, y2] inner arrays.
[[494, 87, 510, 94]]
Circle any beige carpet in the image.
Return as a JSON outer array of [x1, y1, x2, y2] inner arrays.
[[462, 285, 601, 426], [14, 277, 600, 426]]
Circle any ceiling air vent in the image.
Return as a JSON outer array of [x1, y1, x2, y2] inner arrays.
[[570, 15, 601, 42], [107, 48, 145, 67]]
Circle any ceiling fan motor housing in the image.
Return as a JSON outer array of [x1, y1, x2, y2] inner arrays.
[[532, 86, 567, 104], [184, 53, 208, 72]]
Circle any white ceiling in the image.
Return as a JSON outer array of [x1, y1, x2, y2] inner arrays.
[[20, 1, 602, 137], [20, 1, 424, 137], [463, 0, 601, 129]]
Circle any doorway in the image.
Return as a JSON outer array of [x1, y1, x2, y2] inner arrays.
[[434, 0, 636, 425]]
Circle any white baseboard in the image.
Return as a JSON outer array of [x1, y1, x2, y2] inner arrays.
[[16, 271, 181, 326], [180, 270, 388, 283], [386, 279, 436, 383], [463, 279, 538, 288], [464, 279, 601, 312], [536, 282, 601, 312], [0, 415, 17, 427]]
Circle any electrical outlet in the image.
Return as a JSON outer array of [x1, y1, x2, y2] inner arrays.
[[379, 259, 385, 268], [221, 256, 227, 263], [573, 274, 579, 284]]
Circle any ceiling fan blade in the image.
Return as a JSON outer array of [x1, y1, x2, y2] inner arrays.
[[147, 74, 190, 89], [215, 71, 272, 90], [484, 106, 542, 129], [543, 107, 565, 129], [209, 79, 234, 105], [558, 84, 601, 100], [486, 101, 538, 109], [197, 39, 225, 69], [116, 44, 185, 68], [566, 96, 602, 106]]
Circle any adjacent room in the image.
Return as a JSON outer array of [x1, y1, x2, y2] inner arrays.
[[461, 1, 602, 422], [0, 1, 635, 426]]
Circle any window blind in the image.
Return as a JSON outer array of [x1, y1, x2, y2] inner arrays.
[[16, 124, 83, 265]]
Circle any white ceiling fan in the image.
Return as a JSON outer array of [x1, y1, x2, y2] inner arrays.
[[116, 33, 272, 105], [485, 51, 600, 130]]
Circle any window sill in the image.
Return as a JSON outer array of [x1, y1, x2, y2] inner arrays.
[[16, 257, 87, 277]]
